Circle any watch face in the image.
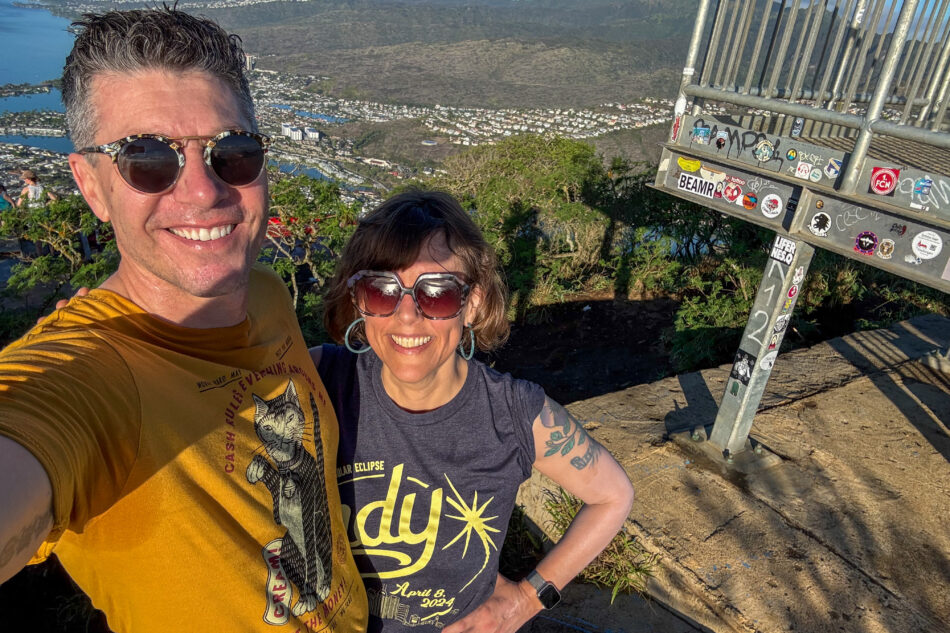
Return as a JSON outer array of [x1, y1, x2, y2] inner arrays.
[[538, 583, 561, 609]]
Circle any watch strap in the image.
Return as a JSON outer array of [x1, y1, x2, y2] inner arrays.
[[525, 570, 560, 608], [525, 570, 546, 592]]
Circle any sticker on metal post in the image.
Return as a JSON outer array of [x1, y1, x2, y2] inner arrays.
[[773, 314, 790, 333], [854, 231, 878, 255], [869, 167, 899, 196], [715, 131, 728, 150], [809, 212, 831, 237], [824, 159, 842, 180], [914, 177, 933, 196], [752, 140, 775, 162], [792, 266, 805, 285], [770, 235, 796, 265], [795, 162, 812, 180], [761, 194, 783, 219], [877, 239, 895, 260], [723, 182, 742, 202], [677, 156, 700, 172], [759, 351, 778, 372], [729, 350, 757, 386], [677, 172, 716, 199], [692, 125, 711, 145], [911, 231, 942, 260], [890, 223, 908, 237], [791, 118, 804, 137]]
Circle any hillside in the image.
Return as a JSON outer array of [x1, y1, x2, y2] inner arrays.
[[201, 0, 694, 108]]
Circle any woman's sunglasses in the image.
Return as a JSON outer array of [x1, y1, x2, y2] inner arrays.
[[77, 130, 271, 195], [348, 270, 471, 320]]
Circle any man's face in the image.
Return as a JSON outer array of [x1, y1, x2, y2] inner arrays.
[[69, 70, 268, 301]]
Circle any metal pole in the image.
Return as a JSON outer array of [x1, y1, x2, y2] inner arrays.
[[788, 0, 828, 103], [827, 0, 868, 110], [726, 0, 757, 90], [860, 0, 899, 97], [709, 237, 816, 456], [930, 60, 950, 131], [716, 0, 742, 89], [893, 0, 931, 104], [700, 0, 729, 89], [840, 0, 887, 114], [900, 0, 948, 124], [674, 0, 714, 129], [761, 0, 790, 96], [839, 0, 920, 195], [743, 0, 776, 94], [814, 0, 858, 109], [917, 15, 950, 125]]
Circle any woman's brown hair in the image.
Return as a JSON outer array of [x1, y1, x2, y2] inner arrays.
[[324, 189, 509, 352]]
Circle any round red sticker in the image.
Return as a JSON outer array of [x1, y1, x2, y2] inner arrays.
[[870, 167, 899, 195]]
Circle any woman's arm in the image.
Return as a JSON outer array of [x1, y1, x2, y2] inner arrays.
[[444, 397, 634, 633]]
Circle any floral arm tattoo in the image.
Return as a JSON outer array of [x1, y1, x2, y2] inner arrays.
[[540, 399, 601, 470]]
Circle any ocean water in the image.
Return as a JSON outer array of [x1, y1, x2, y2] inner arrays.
[[0, 89, 64, 113], [0, 134, 73, 153], [0, 1, 73, 86], [0, 1, 72, 121]]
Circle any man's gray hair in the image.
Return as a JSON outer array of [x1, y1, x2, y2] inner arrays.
[[62, 7, 255, 149]]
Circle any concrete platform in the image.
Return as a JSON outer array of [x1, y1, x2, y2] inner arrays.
[[518, 314, 950, 633]]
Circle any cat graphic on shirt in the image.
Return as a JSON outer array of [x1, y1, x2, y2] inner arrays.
[[247, 379, 333, 615]]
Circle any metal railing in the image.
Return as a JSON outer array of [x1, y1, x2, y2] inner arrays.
[[676, 0, 950, 191]]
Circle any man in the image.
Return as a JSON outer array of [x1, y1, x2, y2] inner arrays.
[[0, 9, 367, 632]]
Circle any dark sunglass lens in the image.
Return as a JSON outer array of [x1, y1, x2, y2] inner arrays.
[[416, 279, 463, 318], [210, 134, 264, 186], [117, 138, 180, 193], [357, 276, 401, 316]]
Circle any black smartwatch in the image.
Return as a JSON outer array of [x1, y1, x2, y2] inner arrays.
[[525, 570, 561, 609]]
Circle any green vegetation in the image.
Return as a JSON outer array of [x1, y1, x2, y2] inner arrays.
[[1, 194, 116, 308], [3, 133, 947, 371], [544, 487, 657, 602]]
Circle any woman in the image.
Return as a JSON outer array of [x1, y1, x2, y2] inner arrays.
[[313, 189, 634, 633], [0, 183, 14, 211]]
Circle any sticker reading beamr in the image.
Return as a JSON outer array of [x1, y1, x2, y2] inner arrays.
[[677, 172, 716, 199]]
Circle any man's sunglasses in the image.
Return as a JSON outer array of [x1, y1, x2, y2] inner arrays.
[[348, 270, 471, 320], [77, 130, 271, 194]]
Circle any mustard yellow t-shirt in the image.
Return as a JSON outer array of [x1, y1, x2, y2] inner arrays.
[[0, 266, 367, 633]]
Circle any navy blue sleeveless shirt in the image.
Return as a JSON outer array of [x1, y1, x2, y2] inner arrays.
[[318, 345, 545, 632]]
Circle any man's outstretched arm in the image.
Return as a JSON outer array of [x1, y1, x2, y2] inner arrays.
[[0, 435, 53, 583]]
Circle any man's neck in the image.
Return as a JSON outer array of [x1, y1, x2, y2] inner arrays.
[[100, 269, 249, 329]]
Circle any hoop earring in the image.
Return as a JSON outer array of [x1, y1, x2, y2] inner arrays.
[[344, 317, 371, 354], [458, 324, 475, 360]]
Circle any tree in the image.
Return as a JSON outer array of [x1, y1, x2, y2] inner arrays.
[[0, 193, 116, 304], [262, 174, 359, 308], [431, 134, 611, 317]]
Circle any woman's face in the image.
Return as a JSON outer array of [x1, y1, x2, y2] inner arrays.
[[362, 232, 480, 402]]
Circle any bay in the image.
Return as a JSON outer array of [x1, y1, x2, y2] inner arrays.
[[0, 1, 74, 86], [0, 89, 63, 113], [0, 134, 72, 153]]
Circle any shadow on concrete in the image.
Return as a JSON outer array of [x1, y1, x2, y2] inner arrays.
[[517, 315, 950, 632], [663, 372, 719, 435], [827, 322, 950, 462]]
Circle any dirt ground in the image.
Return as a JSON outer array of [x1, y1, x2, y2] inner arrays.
[[485, 294, 680, 404]]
